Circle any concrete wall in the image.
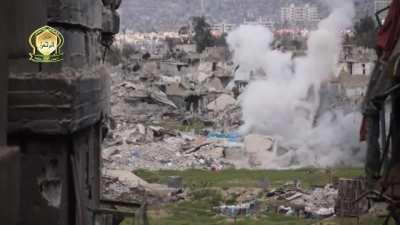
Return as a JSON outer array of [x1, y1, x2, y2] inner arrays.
[[7, 0, 120, 72], [8, 124, 102, 225], [0, 0, 9, 145], [5, 0, 121, 225], [0, 147, 20, 225]]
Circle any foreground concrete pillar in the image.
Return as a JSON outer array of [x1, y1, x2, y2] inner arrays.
[[391, 94, 400, 165], [6, 0, 121, 224], [0, 0, 8, 146], [0, 148, 20, 225]]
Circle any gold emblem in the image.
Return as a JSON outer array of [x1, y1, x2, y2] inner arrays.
[[29, 26, 64, 63]]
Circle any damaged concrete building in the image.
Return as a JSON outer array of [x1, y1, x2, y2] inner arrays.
[[0, 0, 136, 225]]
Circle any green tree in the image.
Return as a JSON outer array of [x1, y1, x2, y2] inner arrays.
[[353, 16, 378, 48], [192, 16, 214, 53]]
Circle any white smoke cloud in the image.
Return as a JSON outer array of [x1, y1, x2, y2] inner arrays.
[[227, 0, 365, 168]]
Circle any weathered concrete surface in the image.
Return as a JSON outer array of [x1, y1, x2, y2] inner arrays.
[[71, 125, 102, 225], [392, 99, 400, 164], [244, 134, 274, 153], [7, 0, 47, 59], [0, 147, 20, 225], [5, 0, 120, 224], [8, 67, 110, 135], [58, 27, 88, 68], [52, 28, 104, 68], [7, 124, 103, 225], [7, 136, 71, 225], [102, 8, 120, 34], [102, 0, 122, 9], [48, 0, 103, 29], [0, 1, 8, 145], [207, 94, 236, 112]]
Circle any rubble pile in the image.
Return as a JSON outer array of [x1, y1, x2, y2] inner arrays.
[[215, 200, 260, 217], [102, 48, 252, 173], [101, 44, 365, 207], [101, 53, 251, 200], [101, 169, 183, 205], [267, 182, 338, 218], [289, 185, 338, 217], [102, 134, 230, 171]]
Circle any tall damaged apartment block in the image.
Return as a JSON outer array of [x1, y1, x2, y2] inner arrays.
[[1, 0, 122, 225]]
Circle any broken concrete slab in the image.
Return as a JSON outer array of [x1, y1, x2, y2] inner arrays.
[[207, 94, 236, 112], [207, 77, 224, 92], [166, 82, 187, 97], [244, 134, 274, 153], [103, 170, 149, 187], [102, 169, 179, 205], [149, 89, 178, 109]]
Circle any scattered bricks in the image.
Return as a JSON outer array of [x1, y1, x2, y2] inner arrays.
[[102, 8, 120, 34]]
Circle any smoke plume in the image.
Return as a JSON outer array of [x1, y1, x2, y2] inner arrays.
[[227, 0, 365, 168]]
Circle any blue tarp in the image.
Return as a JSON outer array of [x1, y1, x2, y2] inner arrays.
[[207, 132, 241, 143]]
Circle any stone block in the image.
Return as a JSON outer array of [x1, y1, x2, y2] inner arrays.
[[8, 67, 111, 135], [9, 58, 40, 74], [40, 62, 63, 74], [57, 27, 87, 68], [48, 0, 102, 29], [86, 31, 103, 65], [102, 8, 120, 34], [49, 27, 103, 69]]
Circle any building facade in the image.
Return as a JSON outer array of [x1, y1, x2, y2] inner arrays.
[[281, 4, 320, 26]]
